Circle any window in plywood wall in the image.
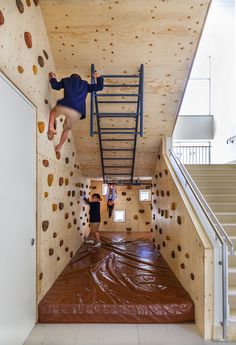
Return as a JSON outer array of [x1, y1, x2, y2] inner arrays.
[[139, 189, 151, 202], [114, 210, 126, 223]]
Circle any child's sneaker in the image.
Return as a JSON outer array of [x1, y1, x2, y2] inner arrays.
[[85, 239, 95, 244], [93, 242, 102, 247]]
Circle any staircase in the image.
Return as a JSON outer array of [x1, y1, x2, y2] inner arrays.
[[185, 164, 236, 337], [90, 64, 144, 185]]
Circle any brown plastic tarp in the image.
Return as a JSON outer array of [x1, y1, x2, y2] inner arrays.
[[39, 232, 194, 323]]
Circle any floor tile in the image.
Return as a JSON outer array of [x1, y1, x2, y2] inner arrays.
[[75, 324, 139, 345], [42, 334, 77, 345], [143, 335, 204, 345], [137, 324, 168, 345], [23, 334, 46, 345], [32, 323, 80, 335], [166, 324, 201, 337]]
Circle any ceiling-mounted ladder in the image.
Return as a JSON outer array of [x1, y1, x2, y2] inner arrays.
[[90, 64, 144, 185]]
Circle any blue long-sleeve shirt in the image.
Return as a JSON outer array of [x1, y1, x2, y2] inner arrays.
[[50, 75, 104, 117]]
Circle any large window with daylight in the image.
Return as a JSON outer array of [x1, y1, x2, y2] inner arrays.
[[102, 183, 108, 196], [139, 189, 151, 202], [114, 210, 126, 223]]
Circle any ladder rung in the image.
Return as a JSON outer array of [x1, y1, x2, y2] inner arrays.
[[101, 75, 139, 78], [103, 149, 134, 151], [103, 158, 133, 160], [97, 100, 137, 104], [101, 138, 135, 141], [104, 166, 132, 169], [95, 131, 139, 135], [103, 84, 139, 87], [96, 93, 140, 97], [105, 173, 131, 176], [97, 113, 138, 118], [100, 128, 136, 130]]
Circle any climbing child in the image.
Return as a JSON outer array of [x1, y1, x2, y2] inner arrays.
[[84, 193, 102, 247], [106, 184, 117, 218], [48, 71, 104, 152]]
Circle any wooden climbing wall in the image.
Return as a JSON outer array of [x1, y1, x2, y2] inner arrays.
[[0, 0, 90, 302], [91, 181, 152, 232], [40, 0, 211, 178], [151, 147, 214, 338]]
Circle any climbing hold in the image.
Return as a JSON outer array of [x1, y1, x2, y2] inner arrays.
[[56, 151, 61, 160], [37, 121, 45, 133], [122, 192, 126, 196], [59, 177, 64, 186], [164, 169, 168, 175], [72, 211, 75, 216], [166, 235, 170, 240], [166, 191, 170, 197], [44, 99, 49, 104], [70, 171, 73, 176], [171, 251, 175, 258], [26, 0, 31, 6], [47, 174, 53, 186], [70, 202, 73, 206], [33, 0, 39, 5], [152, 238, 155, 243], [126, 227, 132, 231], [177, 245, 182, 251], [70, 251, 73, 258], [49, 248, 54, 256], [171, 202, 176, 211], [39, 272, 43, 280], [43, 159, 49, 167], [159, 228, 162, 234], [72, 190, 76, 197], [159, 172, 162, 178], [44, 192, 48, 198], [177, 216, 182, 225], [52, 203, 57, 212], [155, 174, 158, 179], [59, 202, 64, 210], [53, 232, 57, 238], [65, 247, 69, 252], [104, 221, 107, 225], [139, 210, 145, 213], [67, 191, 71, 197], [134, 215, 138, 220], [32, 65, 37, 75], [59, 240, 64, 247], [16, 0, 24, 13], [65, 157, 69, 164], [68, 223, 72, 229], [164, 210, 169, 218], [17, 66, 24, 73], [160, 209, 164, 217], [65, 212, 69, 219], [73, 218, 77, 225], [156, 190, 159, 196], [24, 32, 32, 48], [65, 178, 69, 185], [162, 241, 166, 247], [185, 253, 190, 259], [161, 190, 164, 197], [38, 55, 44, 67], [190, 273, 195, 280], [146, 222, 150, 225], [126, 197, 131, 201], [57, 257, 60, 261], [155, 225, 158, 230], [42, 220, 49, 231], [43, 49, 49, 59], [157, 244, 161, 250], [180, 263, 185, 269]]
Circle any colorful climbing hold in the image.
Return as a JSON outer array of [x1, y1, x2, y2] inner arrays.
[[38, 55, 44, 67], [56, 151, 61, 160], [32, 65, 37, 75], [37, 121, 45, 133], [43, 159, 49, 167], [47, 174, 53, 186], [44, 192, 49, 198], [33, 0, 39, 5], [42, 220, 49, 231], [49, 248, 54, 256], [26, 0, 31, 6], [16, 0, 24, 13], [43, 50, 49, 59], [59, 177, 64, 186], [39, 272, 43, 280], [24, 32, 32, 48], [17, 65, 24, 73]]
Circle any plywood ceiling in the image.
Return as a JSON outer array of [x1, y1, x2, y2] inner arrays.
[[40, 0, 211, 178]]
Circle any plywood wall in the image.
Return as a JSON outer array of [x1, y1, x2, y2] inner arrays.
[[91, 181, 152, 232], [151, 148, 214, 338], [0, 0, 90, 301]]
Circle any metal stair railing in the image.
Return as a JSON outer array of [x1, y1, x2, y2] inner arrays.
[[90, 64, 144, 184]]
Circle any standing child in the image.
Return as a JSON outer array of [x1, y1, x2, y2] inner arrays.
[[48, 71, 104, 152], [84, 193, 102, 247]]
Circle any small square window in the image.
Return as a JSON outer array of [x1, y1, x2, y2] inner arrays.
[[139, 189, 151, 202], [114, 210, 126, 223], [102, 183, 108, 196]]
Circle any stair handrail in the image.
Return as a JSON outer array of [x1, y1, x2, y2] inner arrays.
[[169, 149, 233, 251], [169, 148, 233, 340]]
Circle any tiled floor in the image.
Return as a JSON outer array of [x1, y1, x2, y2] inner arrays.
[[23, 324, 236, 345]]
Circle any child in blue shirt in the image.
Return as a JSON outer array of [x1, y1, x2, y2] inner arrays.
[[48, 71, 104, 152]]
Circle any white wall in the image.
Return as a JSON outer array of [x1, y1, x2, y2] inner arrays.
[[175, 0, 235, 163], [0, 72, 36, 345]]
